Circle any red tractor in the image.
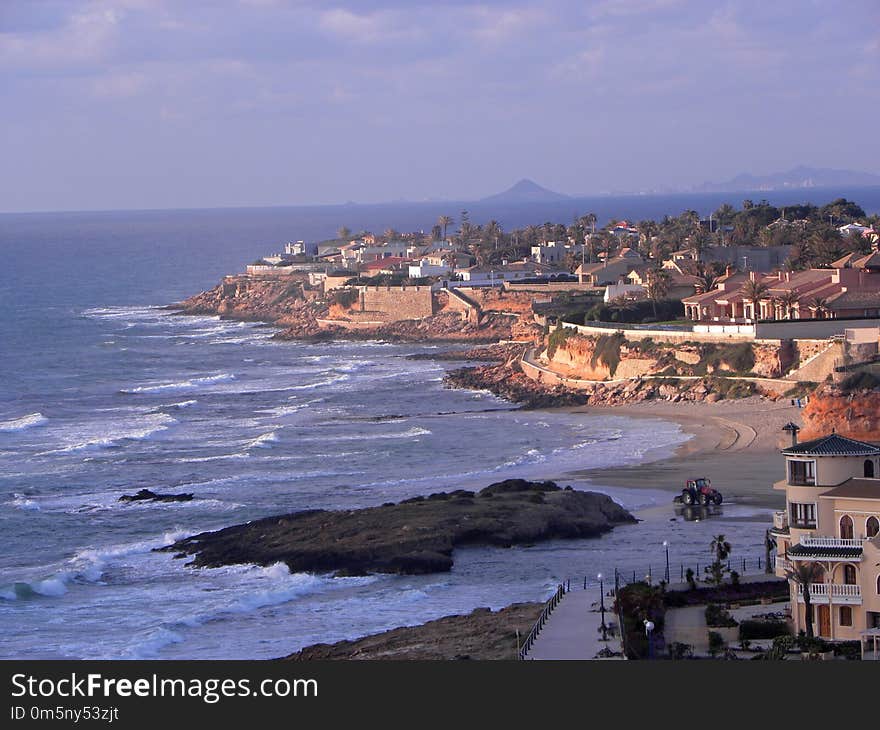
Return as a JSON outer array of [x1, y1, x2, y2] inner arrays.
[[678, 478, 722, 506]]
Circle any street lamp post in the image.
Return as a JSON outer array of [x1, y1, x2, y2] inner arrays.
[[598, 573, 608, 642], [663, 541, 670, 584], [644, 620, 655, 659]]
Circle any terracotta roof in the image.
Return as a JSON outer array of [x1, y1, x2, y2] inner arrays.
[[826, 290, 880, 310], [831, 252, 861, 269], [853, 252, 880, 269], [782, 433, 880, 457], [819, 479, 880, 500]]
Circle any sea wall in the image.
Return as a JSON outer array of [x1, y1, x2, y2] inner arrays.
[[359, 286, 434, 320]]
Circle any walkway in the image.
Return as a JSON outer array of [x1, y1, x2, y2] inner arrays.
[[526, 586, 622, 660]]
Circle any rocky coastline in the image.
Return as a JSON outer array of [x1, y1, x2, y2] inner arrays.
[[284, 602, 544, 660], [158, 479, 636, 576]]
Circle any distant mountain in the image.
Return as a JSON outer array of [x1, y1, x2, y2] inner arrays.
[[693, 166, 880, 193], [480, 179, 570, 203]]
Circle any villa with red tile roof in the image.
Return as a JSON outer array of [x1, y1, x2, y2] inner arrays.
[[682, 250, 880, 323]]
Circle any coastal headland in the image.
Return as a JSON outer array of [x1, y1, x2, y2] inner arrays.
[[158, 479, 637, 576]]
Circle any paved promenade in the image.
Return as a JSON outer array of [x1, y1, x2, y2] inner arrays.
[[526, 586, 623, 660]]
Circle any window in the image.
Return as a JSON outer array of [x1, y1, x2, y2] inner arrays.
[[789, 460, 815, 485], [839, 606, 853, 627], [790, 502, 816, 528], [866, 460, 876, 479], [840, 515, 854, 540], [843, 564, 857, 585], [868, 516, 879, 539]]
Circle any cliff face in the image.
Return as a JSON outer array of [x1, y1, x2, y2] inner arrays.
[[540, 331, 786, 382], [800, 386, 880, 441]]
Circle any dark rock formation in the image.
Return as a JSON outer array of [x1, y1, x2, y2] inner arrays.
[[284, 602, 545, 660], [157, 479, 635, 576], [120, 489, 194, 503]]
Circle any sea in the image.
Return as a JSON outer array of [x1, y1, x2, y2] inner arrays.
[[2, 187, 878, 659]]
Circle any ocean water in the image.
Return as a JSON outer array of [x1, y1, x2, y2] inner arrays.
[[0, 198, 815, 659]]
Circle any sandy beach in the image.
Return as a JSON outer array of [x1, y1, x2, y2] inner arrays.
[[564, 396, 801, 509]]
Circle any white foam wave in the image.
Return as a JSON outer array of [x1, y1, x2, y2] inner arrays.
[[121, 373, 235, 394], [299, 426, 431, 443], [0, 413, 48, 432], [11, 493, 40, 511], [246, 430, 280, 450], [42, 413, 177, 455]]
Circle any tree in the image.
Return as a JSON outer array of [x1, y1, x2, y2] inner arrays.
[[778, 290, 800, 320], [705, 534, 732, 586], [644, 268, 671, 319], [696, 266, 719, 294], [337, 226, 352, 240], [438, 215, 453, 242], [809, 295, 830, 319], [785, 562, 824, 639], [742, 277, 770, 321], [484, 220, 502, 250]]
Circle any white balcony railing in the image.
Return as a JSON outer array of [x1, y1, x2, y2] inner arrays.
[[773, 511, 789, 531], [799, 536, 864, 549], [797, 583, 862, 604]]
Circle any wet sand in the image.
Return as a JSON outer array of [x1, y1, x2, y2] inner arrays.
[[562, 396, 801, 509]]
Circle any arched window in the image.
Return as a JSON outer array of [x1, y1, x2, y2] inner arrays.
[[868, 516, 879, 539], [866, 460, 876, 478], [840, 515, 854, 540], [843, 564, 857, 585]]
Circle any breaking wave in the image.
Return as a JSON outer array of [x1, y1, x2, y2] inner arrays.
[[0, 413, 48, 432]]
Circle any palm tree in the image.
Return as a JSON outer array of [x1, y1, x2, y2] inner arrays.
[[742, 277, 770, 321], [696, 268, 719, 294], [644, 267, 671, 319], [484, 220, 502, 250], [710, 534, 732, 563], [809, 295, 830, 319], [778, 290, 800, 320], [438, 215, 453, 243], [785, 561, 824, 639]]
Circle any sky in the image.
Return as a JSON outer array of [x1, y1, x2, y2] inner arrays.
[[1, 0, 878, 212]]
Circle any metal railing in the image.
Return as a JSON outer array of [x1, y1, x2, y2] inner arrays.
[[800, 536, 865, 548], [518, 582, 567, 660]]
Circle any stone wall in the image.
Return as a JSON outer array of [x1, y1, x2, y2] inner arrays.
[[359, 286, 435, 320]]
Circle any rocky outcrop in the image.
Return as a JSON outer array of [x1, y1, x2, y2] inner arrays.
[[120, 489, 193, 503], [157, 479, 636, 576], [446, 359, 758, 408], [800, 385, 880, 441], [174, 275, 521, 343], [284, 602, 544, 661]]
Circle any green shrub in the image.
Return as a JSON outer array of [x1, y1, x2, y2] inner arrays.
[[705, 604, 738, 628], [708, 631, 726, 657], [591, 332, 626, 376], [839, 371, 880, 392], [546, 323, 575, 358], [739, 619, 790, 641]]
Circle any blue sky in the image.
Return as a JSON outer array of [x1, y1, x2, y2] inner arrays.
[[1, 0, 878, 212]]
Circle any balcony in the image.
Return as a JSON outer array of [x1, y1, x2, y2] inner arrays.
[[787, 536, 864, 562], [772, 511, 789, 532], [797, 583, 862, 605], [800, 537, 864, 549], [775, 556, 792, 573], [788, 477, 816, 486]]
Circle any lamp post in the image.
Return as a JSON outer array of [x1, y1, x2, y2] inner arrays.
[[644, 620, 655, 659], [663, 540, 670, 584], [598, 573, 608, 642]]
